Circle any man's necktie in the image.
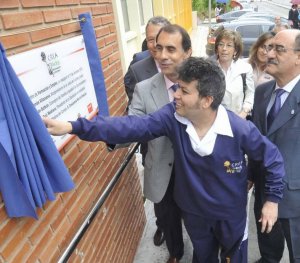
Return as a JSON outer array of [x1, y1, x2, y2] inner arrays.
[[267, 88, 285, 130], [170, 83, 179, 92]]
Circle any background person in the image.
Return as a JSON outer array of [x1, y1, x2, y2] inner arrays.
[[272, 17, 290, 34], [124, 16, 170, 107], [288, 4, 299, 29], [214, 29, 254, 119], [249, 29, 300, 263], [215, 4, 221, 17], [248, 31, 275, 88], [44, 57, 284, 263]]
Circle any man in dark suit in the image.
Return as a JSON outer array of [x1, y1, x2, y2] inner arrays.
[[249, 29, 300, 262], [124, 16, 170, 106]]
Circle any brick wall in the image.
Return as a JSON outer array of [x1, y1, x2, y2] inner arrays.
[[0, 0, 146, 262]]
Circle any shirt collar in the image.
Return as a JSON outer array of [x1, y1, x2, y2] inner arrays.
[[174, 105, 233, 156], [276, 74, 300, 93], [163, 75, 175, 90], [174, 104, 233, 138]]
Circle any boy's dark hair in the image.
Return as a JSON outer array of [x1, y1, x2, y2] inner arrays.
[[177, 57, 225, 110]]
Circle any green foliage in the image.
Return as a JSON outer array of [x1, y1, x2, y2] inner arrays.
[[192, 0, 217, 11], [192, 0, 219, 21]]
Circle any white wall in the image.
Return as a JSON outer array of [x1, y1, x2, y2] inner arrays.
[[112, 0, 154, 74]]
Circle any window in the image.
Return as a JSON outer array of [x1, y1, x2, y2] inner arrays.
[[236, 25, 260, 38], [138, 0, 145, 26], [121, 0, 130, 32]]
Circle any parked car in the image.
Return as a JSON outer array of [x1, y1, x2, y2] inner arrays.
[[216, 9, 254, 23], [238, 12, 289, 24], [206, 19, 275, 57]]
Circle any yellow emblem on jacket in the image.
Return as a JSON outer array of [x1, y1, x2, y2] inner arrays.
[[224, 160, 243, 174]]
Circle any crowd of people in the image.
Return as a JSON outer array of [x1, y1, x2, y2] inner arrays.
[[42, 12, 300, 263]]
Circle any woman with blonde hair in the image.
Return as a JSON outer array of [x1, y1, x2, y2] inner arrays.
[[248, 31, 275, 87], [214, 29, 254, 119]]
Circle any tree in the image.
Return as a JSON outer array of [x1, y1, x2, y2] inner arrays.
[[192, 0, 216, 21]]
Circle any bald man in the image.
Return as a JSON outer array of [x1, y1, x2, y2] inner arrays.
[[249, 29, 300, 263]]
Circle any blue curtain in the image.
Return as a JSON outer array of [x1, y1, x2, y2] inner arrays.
[[0, 44, 74, 219], [80, 13, 109, 117]]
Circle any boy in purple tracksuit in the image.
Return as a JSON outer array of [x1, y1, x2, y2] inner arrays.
[[44, 57, 284, 263]]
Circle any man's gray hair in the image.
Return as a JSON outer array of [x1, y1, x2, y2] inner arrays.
[[146, 16, 170, 30]]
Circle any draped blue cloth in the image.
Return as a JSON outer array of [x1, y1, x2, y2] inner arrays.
[[80, 13, 109, 117], [0, 44, 75, 219]]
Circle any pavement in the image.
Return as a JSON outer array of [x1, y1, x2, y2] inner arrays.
[[132, 22, 289, 263]]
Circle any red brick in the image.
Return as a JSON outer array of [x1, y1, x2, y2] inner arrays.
[[21, 0, 55, 7], [0, 33, 30, 50], [95, 26, 110, 38], [69, 145, 91, 174], [80, 0, 97, 3], [63, 143, 80, 168], [71, 7, 91, 19], [0, 205, 8, 222], [82, 148, 98, 172], [91, 5, 107, 15], [0, 219, 18, 249], [30, 26, 62, 43], [39, 244, 60, 263], [43, 9, 72, 23], [26, 228, 53, 262], [97, 38, 105, 48], [77, 140, 90, 152], [0, 1, 145, 261], [1, 220, 34, 260], [56, 0, 79, 5], [1, 11, 43, 30], [100, 45, 113, 58], [28, 199, 62, 245], [90, 16, 101, 28], [10, 241, 32, 263], [109, 24, 115, 33], [102, 15, 114, 25], [104, 33, 116, 45], [61, 20, 81, 34], [106, 3, 113, 13], [0, 0, 19, 9]]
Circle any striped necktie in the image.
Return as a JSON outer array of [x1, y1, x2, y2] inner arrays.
[[267, 88, 285, 130], [170, 83, 178, 92]]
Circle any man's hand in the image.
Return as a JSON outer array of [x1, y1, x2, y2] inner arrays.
[[43, 117, 72, 136], [247, 180, 254, 192], [259, 201, 278, 233]]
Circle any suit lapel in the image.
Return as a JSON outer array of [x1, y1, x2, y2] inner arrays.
[[151, 73, 170, 109], [257, 82, 275, 135], [145, 57, 158, 75], [268, 80, 300, 135]]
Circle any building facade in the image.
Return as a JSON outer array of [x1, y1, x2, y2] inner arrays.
[[0, 0, 191, 262]]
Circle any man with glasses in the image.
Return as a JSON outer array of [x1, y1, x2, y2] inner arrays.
[[249, 29, 300, 263]]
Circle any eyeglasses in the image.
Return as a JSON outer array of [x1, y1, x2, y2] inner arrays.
[[218, 42, 235, 49], [265, 44, 300, 54], [260, 44, 268, 52]]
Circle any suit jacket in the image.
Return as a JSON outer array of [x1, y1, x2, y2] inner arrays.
[[128, 73, 173, 203], [250, 79, 300, 218], [125, 55, 158, 105]]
